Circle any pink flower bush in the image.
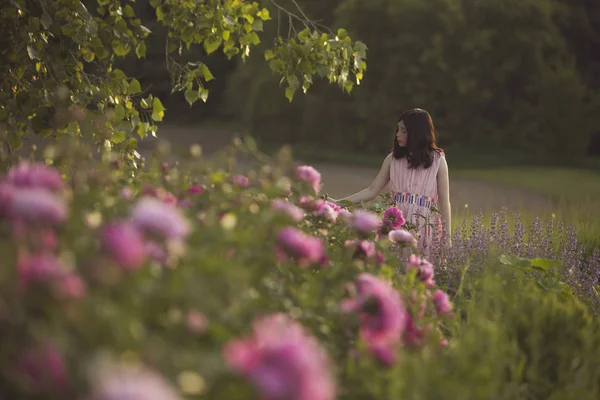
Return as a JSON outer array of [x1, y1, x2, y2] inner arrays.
[[100, 222, 146, 270], [3, 187, 67, 225], [407, 254, 436, 287], [389, 229, 417, 247], [271, 199, 305, 222], [17, 342, 67, 391], [7, 161, 64, 192], [275, 227, 326, 267], [379, 206, 405, 235], [350, 210, 381, 236], [341, 273, 408, 365], [224, 313, 336, 400], [131, 197, 191, 240], [295, 165, 322, 194]]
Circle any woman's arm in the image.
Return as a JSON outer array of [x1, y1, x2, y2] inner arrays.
[[437, 155, 452, 245], [332, 153, 392, 204]]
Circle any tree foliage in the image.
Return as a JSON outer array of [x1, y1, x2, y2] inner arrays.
[[0, 0, 367, 152], [225, 0, 600, 158]]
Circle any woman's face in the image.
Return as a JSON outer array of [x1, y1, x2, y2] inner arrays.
[[396, 120, 408, 147]]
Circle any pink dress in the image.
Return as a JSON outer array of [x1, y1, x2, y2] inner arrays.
[[389, 151, 444, 260]]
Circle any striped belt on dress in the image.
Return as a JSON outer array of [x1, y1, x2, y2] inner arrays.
[[393, 192, 438, 209]]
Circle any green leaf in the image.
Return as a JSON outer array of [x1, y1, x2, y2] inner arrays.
[[7, 131, 23, 150], [199, 89, 209, 103], [135, 41, 147, 58], [203, 37, 222, 55], [285, 87, 296, 102], [152, 97, 166, 121], [530, 258, 561, 271], [252, 19, 263, 32], [184, 89, 197, 106], [113, 42, 130, 56], [27, 46, 38, 60], [264, 49, 274, 61], [110, 131, 127, 144], [113, 104, 126, 121], [128, 79, 142, 95], [156, 6, 166, 20], [82, 50, 95, 62], [200, 64, 214, 81], [40, 12, 53, 29], [258, 8, 271, 21], [269, 59, 285, 72], [123, 5, 135, 18]]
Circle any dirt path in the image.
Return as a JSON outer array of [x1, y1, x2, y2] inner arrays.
[[137, 125, 556, 215]]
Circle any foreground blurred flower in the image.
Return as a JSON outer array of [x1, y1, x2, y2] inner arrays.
[[344, 239, 376, 260], [8, 161, 64, 192], [232, 174, 250, 188], [380, 206, 405, 235], [186, 311, 208, 334], [407, 255, 435, 287], [271, 199, 305, 222], [131, 197, 191, 240], [18, 342, 67, 391], [224, 313, 335, 400], [295, 165, 322, 194], [350, 210, 381, 236], [3, 187, 67, 225], [18, 253, 64, 292], [388, 229, 417, 247], [100, 222, 146, 270], [433, 289, 453, 317], [341, 273, 407, 366], [86, 360, 182, 400], [275, 227, 326, 267]]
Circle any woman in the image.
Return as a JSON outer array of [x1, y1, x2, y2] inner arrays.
[[331, 108, 452, 257]]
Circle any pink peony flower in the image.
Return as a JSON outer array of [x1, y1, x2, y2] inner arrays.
[[350, 210, 381, 235], [295, 165, 322, 194], [55, 272, 87, 299], [379, 206, 405, 234], [86, 361, 182, 400], [4, 187, 67, 225], [388, 229, 417, 246], [224, 313, 336, 400], [433, 289, 453, 316], [232, 174, 250, 188], [186, 311, 208, 334], [131, 197, 191, 240], [341, 273, 408, 365], [407, 254, 436, 287], [100, 222, 146, 270], [271, 199, 305, 222], [344, 239, 376, 260], [18, 342, 68, 391], [314, 201, 338, 222], [120, 186, 135, 200], [7, 161, 64, 192], [188, 185, 204, 195], [17, 253, 64, 292], [275, 227, 326, 268]]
